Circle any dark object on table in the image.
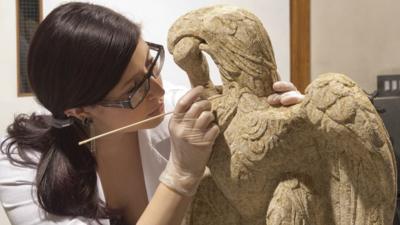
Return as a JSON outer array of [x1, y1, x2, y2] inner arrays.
[[370, 74, 400, 225]]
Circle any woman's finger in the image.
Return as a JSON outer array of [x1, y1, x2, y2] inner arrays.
[[174, 86, 204, 115], [183, 100, 212, 121], [267, 93, 281, 105], [280, 91, 304, 106], [272, 81, 297, 92], [203, 124, 220, 143], [193, 111, 215, 130]]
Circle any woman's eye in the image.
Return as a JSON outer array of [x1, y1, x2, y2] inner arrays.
[[128, 84, 136, 93], [146, 56, 154, 67], [126, 81, 137, 94]]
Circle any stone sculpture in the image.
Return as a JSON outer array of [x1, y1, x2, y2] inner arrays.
[[167, 5, 397, 225]]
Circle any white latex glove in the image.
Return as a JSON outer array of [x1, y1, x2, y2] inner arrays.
[[159, 86, 220, 196], [267, 81, 304, 106]]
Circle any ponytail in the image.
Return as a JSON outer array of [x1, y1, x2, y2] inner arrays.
[[1, 113, 110, 219]]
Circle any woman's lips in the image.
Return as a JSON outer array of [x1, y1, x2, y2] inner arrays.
[[148, 103, 164, 116]]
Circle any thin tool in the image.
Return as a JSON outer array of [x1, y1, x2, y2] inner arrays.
[[78, 111, 173, 146]]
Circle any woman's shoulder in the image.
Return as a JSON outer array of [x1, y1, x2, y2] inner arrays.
[[0, 137, 38, 223], [0, 136, 39, 190]]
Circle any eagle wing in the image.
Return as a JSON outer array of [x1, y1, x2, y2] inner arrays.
[[297, 73, 397, 225]]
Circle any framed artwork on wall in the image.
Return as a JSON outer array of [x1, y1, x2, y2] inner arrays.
[[16, 0, 42, 96]]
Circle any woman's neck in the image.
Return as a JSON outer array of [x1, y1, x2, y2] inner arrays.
[[94, 131, 149, 222]]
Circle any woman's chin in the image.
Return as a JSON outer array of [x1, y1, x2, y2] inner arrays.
[[145, 116, 164, 129]]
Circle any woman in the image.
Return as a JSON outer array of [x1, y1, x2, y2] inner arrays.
[[0, 2, 303, 225]]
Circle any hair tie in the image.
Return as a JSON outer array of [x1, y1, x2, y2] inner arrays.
[[51, 117, 74, 128]]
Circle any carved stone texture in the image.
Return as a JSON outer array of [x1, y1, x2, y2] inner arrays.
[[167, 5, 397, 225]]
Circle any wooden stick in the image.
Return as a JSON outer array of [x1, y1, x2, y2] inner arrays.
[[78, 111, 173, 146]]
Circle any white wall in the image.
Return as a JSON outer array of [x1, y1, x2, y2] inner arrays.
[[46, 0, 290, 87], [311, 0, 400, 92], [0, 2, 19, 223], [0, 0, 48, 139], [0, 0, 289, 223]]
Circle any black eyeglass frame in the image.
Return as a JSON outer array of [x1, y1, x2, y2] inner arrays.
[[98, 42, 165, 109]]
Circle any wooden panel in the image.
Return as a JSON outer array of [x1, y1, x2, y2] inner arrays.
[[290, 0, 310, 93]]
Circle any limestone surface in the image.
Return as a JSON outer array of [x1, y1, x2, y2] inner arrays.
[[167, 5, 397, 225]]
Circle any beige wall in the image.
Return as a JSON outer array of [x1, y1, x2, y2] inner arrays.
[[311, 0, 400, 92]]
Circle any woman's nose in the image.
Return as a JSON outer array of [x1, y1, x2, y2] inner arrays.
[[147, 75, 165, 100]]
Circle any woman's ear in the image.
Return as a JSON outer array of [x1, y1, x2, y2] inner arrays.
[[64, 108, 90, 121]]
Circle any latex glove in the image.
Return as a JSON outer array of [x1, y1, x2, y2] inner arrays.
[[159, 86, 220, 196], [267, 81, 304, 106]]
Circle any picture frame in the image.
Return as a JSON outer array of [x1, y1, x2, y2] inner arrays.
[[16, 0, 43, 96]]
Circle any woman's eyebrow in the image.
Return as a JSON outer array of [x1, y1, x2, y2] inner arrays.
[[121, 45, 151, 90], [145, 45, 150, 62], [122, 75, 137, 90]]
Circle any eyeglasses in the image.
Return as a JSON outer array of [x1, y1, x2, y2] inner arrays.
[[98, 42, 165, 109]]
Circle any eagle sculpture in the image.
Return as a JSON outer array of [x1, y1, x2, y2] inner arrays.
[[167, 5, 396, 225]]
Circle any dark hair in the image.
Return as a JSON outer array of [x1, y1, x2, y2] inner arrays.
[[1, 2, 140, 222]]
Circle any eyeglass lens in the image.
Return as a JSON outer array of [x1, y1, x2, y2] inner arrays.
[[129, 47, 162, 108]]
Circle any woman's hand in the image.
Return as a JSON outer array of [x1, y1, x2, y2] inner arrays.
[[159, 86, 219, 196], [267, 81, 304, 106]]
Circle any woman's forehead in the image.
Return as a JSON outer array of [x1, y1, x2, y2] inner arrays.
[[122, 39, 149, 81], [104, 39, 149, 99]]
